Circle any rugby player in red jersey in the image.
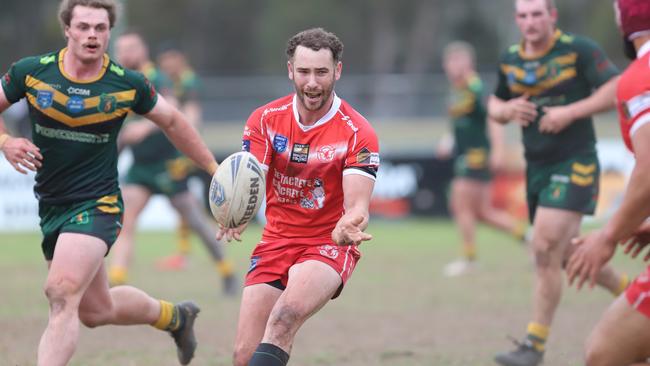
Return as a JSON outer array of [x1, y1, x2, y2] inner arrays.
[[567, 0, 650, 364], [219, 28, 380, 366]]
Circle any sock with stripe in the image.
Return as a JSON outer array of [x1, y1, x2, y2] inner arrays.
[[462, 244, 476, 262], [612, 273, 630, 296], [152, 300, 184, 332], [216, 259, 234, 277], [526, 322, 549, 352], [248, 343, 289, 366]]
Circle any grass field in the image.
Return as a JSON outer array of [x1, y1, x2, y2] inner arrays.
[[0, 218, 647, 366]]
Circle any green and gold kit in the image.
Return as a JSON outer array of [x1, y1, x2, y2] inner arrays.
[[448, 74, 490, 181], [2, 48, 157, 257], [494, 30, 617, 220], [494, 30, 618, 165], [2, 48, 158, 204]]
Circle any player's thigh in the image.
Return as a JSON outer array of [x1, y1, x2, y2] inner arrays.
[[235, 284, 283, 349], [120, 185, 151, 226], [586, 295, 650, 365], [46, 233, 107, 300], [78, 260, 113, 321], [280, 260, 343, 317], [531, 206, 581, 253], [451, 178, 483, 213]]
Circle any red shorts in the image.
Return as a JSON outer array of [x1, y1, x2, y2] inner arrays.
[[245, 239, 361, 299], [625, 265, 650, 318]]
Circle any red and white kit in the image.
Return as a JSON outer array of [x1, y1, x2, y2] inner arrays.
[[617, 41, 650, 318], [242, 93, 380, 292]]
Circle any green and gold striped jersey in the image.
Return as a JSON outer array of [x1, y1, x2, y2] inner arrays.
[[448, 73, 490, 156], [494, 30, 618, 164], [1, 48, 158, 204]]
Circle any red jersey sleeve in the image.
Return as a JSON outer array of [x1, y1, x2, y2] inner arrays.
[[242, 108, 272, 168], [344, 122, 380, 180]]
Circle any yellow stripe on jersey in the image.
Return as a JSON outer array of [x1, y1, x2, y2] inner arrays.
[[85, 90, 136, 109], [26, 93, 129, 127], [508, 68, 577, 96], [25, 76, 69, 107]]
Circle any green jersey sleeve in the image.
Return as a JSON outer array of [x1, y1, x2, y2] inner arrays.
[[575, 36, 619, 89], [494, 51, 513, 101], [1, 56, 40, 103], [127, 69, 158, 115]]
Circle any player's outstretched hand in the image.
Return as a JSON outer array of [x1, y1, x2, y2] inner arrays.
[[566, 230, 617, 290], [216, 223, 248, 243], [539, 105, 575, 134], [332, 214, 372, 246], [1, 136, 42, 174], [621, 222, 650, 261], [506, 94, 537, 127]]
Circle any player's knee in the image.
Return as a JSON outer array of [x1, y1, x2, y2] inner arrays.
[[268, 303, 302, 335], [43, 277, 82, 314]]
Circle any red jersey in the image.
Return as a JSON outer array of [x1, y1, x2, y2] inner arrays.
[[617, 43, 650, 153], [242, 94, 380, 243]]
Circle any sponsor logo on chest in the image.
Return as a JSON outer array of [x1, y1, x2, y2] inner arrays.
[[290, 143, 310, 163], [67, 86, 91, 96]]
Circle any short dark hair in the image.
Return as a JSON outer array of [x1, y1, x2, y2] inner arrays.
[[58, 0, 118, 29], [286, 28, 344, 63]]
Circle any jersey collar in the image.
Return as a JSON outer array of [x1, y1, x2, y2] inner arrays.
[[637, 40, 650, 59], [58, 48, 109, 84], [292, 93, 341, 132], [518, 29, 562, 60]]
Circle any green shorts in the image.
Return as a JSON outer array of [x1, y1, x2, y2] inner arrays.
[[39, 193, 124, 260], [124, 157, 193, 196], [454, 148, 491, 182], [526, 153, 599, 222]]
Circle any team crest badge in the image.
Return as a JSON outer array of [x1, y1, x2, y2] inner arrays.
[[70, 211, 89, 225], [318, 245, 339, 260], [98, 93, 117, 114], [36, 90, 53, 109], [273, 134, 288, 153], [317, 145, 335, 162]]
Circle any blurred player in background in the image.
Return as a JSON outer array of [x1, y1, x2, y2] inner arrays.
[[439, 41, 526, 277], [0, 0, 218, 364], [154, 48, 209, 271], [488, 0, 628, 365], [107, 31, 237, 295], [220, 28, 380, 366], [567, 0, 650, 364]]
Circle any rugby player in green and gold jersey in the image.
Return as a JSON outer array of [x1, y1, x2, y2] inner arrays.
[[439, 41, 526, 277], [153, 49, 222, 272], [107, 32, 237, 295], [489, 1, 628, 365], [0, 1, 218, 364]]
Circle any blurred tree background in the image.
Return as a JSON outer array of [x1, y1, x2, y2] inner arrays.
[[0, 0, 625, 75]]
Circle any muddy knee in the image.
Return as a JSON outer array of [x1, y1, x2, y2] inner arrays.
[[267, 304, 303, 341], [43, 277, 83, 315]]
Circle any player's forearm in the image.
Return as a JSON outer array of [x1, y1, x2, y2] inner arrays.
[[567, 76, 619, 120], [602, 159, 650, 245], [163, 108, 218, 175], [487, 96, 510, 124]]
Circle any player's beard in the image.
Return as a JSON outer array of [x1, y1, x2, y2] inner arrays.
[[295, 78, 335, 112]]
